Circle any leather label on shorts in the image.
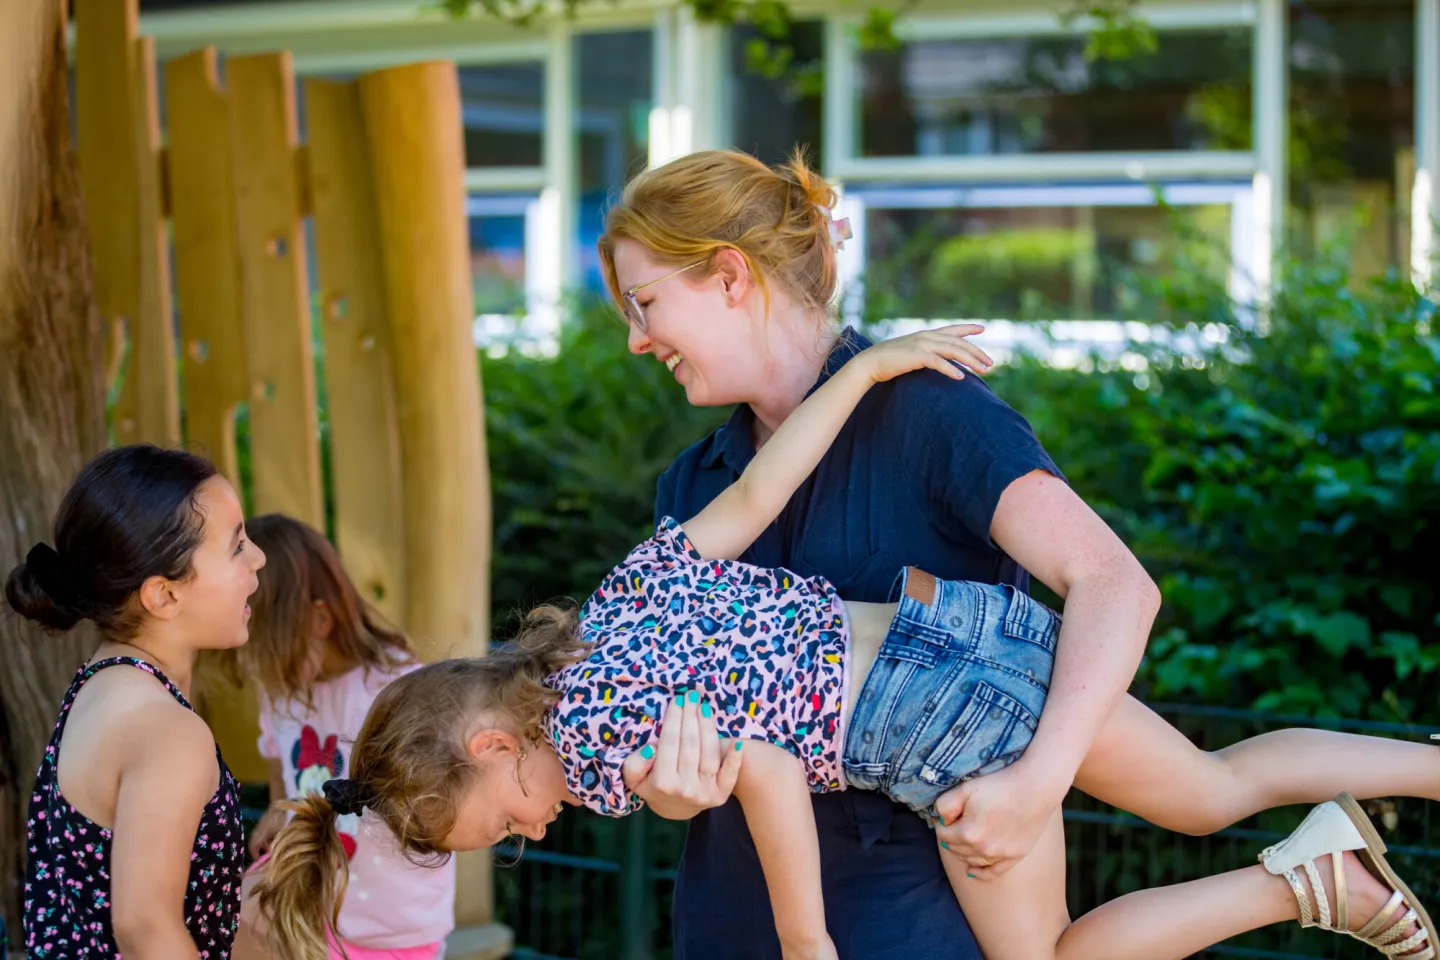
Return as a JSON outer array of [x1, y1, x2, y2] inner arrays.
[[904, 567, 937, 606]]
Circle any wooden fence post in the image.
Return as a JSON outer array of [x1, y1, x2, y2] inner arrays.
[[303, 78, 407, 628], [357, 61, 504, 957]]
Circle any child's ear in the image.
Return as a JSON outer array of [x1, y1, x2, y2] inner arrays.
[[310, 598, 334, 642], [138, 575, 183, 621], [466, 728, 523, 763]]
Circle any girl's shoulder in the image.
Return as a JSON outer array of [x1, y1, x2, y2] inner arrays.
[[67, 670, 216, 780]]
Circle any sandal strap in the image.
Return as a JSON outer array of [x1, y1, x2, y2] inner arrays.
[[1357, 892, 1410, 941], [1334, 850, 1349, 931], [1281, 867, 1317, 928], [1304, 859, 1335, 930], [1378, 926, 1428, 956], [1376, 915, 1422, 944]]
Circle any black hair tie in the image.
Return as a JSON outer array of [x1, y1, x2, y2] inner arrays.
[[322, 778, 375, 817], [26, 543, 84, 611]]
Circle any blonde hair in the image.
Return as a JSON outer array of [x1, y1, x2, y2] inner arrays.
[[254, 603, 590, 960], [598, 146, 840, 318], [211, 514, 414, 705]]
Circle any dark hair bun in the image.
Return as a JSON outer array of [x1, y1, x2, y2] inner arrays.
[[5, 555, 85, 632], [2, 445, 219, 639]]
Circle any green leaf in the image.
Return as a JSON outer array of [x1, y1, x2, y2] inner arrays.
[[856, 8, 900, 52], [1307, 612, 1372, 658]]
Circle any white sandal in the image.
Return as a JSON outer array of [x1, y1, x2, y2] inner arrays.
[[1259, 792, 1437, 960]]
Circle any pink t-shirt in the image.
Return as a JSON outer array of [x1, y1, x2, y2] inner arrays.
[[258, 663, 455, 949]]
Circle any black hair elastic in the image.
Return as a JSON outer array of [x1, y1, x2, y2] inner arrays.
[[322, 778, 376, 816]]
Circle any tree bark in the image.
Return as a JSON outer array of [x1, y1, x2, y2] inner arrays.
[[0, 0, 107, 940]]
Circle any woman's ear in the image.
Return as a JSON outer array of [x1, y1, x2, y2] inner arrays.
[[711, 248, 753, 305]]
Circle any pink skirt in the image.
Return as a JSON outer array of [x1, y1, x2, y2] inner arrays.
[[247, 853, 444, 960], [324, 934, 443, 960]]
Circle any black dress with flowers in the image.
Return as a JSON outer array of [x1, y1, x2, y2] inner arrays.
[[23, 657, 244, 958]]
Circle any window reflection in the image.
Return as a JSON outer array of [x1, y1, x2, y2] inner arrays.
[[1288, 0, 1415, 275], [459, 62, 545, 168], [861, 203, 1233, 321], [859, 29, 1253, 157], [576, 30, 654, 292], [468, 197, 529, 316]]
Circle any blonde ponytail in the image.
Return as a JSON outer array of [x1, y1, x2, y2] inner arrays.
[[253, 795, 351, 960]]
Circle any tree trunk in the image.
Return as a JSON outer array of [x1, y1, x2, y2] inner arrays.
[[0, 0, 107, 940]]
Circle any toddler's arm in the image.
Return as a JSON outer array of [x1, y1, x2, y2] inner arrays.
[[682, 325, 989, 562], [733, 740, 839, 960]]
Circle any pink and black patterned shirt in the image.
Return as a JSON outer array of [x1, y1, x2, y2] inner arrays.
[[544, 518, 850, 815]]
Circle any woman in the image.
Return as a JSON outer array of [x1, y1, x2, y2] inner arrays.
[[601, 148, 1164, 958]]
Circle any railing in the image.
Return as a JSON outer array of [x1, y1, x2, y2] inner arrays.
[[495, 703, 1440, 960]]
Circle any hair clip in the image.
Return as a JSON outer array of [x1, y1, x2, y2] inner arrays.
[[828, 216, 853, 251]]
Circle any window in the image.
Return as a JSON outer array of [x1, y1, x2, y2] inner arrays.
[[728, 21, 824, 167], [468, 195, 531, 317], [857, 27, 1253, 158], [459, 61, 546, 168], [1288, 0, 1416, 275], [576, 30, 655, 292], [847, 184, 1246, 323]]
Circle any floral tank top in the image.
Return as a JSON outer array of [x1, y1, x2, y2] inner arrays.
[[23, 657, 245, 959]]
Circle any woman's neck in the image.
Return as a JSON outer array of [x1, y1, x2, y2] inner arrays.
[[748, 314, 842, 448]]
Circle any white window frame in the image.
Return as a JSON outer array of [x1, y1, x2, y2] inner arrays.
[[822, 0, 1280, 344], [1415, 0, 1440, 289]]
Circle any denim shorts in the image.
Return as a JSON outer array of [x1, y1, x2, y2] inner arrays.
[[842, 567, 1060, 825]]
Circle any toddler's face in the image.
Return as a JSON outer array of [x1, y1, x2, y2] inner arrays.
[[443, 740, 579, 851]]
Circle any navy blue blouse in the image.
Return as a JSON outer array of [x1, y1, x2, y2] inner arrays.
[[654, 327, 1063, 959]]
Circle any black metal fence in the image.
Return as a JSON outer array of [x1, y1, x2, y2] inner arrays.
[[495, 703, 1440, 960]]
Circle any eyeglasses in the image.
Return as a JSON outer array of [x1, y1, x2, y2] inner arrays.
[[621, 260, 708, 333]]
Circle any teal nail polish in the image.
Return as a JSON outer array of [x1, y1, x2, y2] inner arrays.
[[640, 745, 654, 759], [940, 841, 949, 850], [675, 693, 685, 706], [688, 689, 700, 704], [939, 815, 945, 826], [701, 703, 713, 718], [967, 873, 976, 879], [735, 741, 743, 751]]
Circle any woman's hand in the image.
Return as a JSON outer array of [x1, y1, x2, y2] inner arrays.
[[248, 804, 287, 860], [857, 323, 993, 384], [932, 757, 1069, 880], [622, 688, 743, 819]]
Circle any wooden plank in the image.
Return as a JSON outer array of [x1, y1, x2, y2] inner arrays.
[[358, 61, 493, 928], [74, 0, 137, 392], [130, 35, 180, 448], [228, 52, 324, 530], [166, 48, 246, 488], [303, 78, 407, 627], [166, 49, 263, 784], [74, 0, 182, 445]]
